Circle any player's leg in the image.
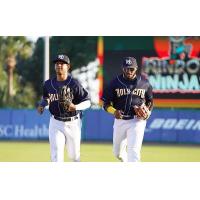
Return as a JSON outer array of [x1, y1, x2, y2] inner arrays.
[[126, 119, 146, 162], [113, 119, 127, 162], [118, 138, 128, 162], [49, 117, 66, 162], [65, 119, 81, 162]]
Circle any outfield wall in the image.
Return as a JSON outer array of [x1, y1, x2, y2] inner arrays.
[[0, 109, 200, 144]]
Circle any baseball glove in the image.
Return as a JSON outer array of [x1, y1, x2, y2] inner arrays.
[[58, 85, 73, 111], [134, 103, 151, 120]]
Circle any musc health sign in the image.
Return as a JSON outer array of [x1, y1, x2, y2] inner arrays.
[[0, 109, 200, 143]]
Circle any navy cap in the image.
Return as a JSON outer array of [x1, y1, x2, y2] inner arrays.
[[122, 57, 138, 68], [53, 54, 70, 64]]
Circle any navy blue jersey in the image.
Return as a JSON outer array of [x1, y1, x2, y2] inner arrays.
[[43, 74, 90, 118], [101, 74, 153, 117]]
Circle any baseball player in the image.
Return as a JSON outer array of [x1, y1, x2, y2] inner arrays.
[[37, 54, 91, 162], [101, 57, 153, 162]]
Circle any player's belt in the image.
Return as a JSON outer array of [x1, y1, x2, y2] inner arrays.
[[122, 115, 135, 120], [53, 115, 79, 122]]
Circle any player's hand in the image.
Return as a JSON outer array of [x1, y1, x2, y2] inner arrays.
[[134, 103, 151, 120], [37, 105, 44, 115], [114, 110, 123, 119], [67, 103, 76, 112]]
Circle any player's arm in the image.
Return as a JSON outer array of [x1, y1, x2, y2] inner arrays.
[[40, 98, 50, 107], [146, 99, 153, 111], [138, 83, 153, 120], [68, 100, 91, 111], [103, 102, 116, 114], [37, 83, 49, 115], [101, 82, 115, 114], [134, 83, 153, 120], [145, 84, 153, 112], [102, 102, 123, 119], [101, 82, 123, 119], [68, 81, 91, 112]]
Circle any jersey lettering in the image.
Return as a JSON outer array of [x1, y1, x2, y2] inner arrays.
[[132, 89, 145, 98], [102, 74, 153, 117], [49, 93, 59, 102], [115, 88, 145, 98], [43, 75, 89, 118], [115, 88, 131, 97]]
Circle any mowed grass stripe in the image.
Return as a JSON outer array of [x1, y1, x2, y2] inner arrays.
[[0, 141, 200, 162]]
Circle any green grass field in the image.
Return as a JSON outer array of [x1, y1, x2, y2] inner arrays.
[[0, 141, 200, 162]]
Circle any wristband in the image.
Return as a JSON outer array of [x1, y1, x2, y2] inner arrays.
[[107, 106, 116, 115], [40, 99, 49, 107]]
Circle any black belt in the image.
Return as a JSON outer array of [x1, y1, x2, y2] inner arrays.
[[54, 115, 79, 122], [122, 115, 135, 120]]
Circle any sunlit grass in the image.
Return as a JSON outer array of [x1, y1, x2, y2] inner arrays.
[[0, 141, 200, 162]]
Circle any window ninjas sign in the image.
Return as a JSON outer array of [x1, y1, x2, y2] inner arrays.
[[103, 36, 200, 108], [144, 56, 200, 91], [142, 36, 200, 108]]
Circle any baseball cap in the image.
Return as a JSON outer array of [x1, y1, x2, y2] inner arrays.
[[122, 57, 138, 68], [53, 54, 70, 64]]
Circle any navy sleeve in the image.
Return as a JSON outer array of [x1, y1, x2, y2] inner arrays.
[[101, 80, 115, 110], [39, 82, 49, 107], [43, 83, 49, 99], [73, 80, 90, 104], [146, 83, 153, 100], [145, 83, 153, 111]]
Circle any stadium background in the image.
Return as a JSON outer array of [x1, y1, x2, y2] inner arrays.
[[0, 36, 200, 161]]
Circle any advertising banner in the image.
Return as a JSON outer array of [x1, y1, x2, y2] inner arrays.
[[0, 109, 200, 144], [145, 109, 200, 143], [83, 109, 200, 143], [0, 109, 49, 139], [143, 37, 200, 108], [103, 36, 200, 108]]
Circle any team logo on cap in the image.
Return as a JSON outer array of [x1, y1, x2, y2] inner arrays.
[[126, 59, 132, 65], [58, 55, 65, 59]]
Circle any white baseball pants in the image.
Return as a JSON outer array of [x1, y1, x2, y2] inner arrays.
[[49, 116, 81, 162], [113, 118, 146, 162]]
